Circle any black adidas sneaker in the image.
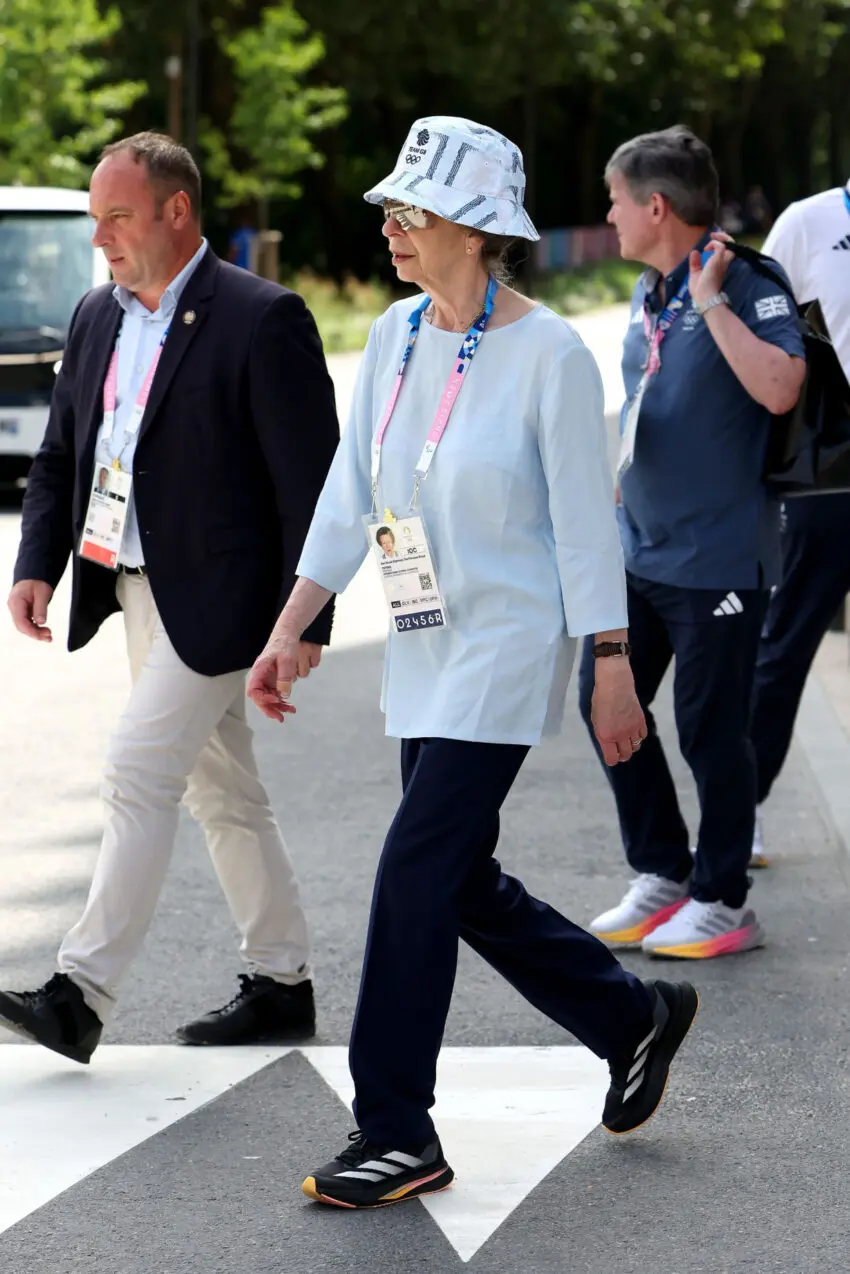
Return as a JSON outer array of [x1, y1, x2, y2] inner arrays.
[[603, 979, 699, 1135], [302, 1131, 454, 1208]]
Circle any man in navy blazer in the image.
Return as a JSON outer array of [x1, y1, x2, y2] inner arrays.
[[1, 132, 339, 1064]]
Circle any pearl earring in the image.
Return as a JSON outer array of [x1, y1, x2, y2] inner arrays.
[[466, 245, 473, 254]]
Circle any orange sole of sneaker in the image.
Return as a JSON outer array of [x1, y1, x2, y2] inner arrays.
[[302, 1170, 454, 1209], [647, 925, 764, 959]]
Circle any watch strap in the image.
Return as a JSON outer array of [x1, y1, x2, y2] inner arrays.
[[592, 640, 631, 658], [692, 291, 729, 317]]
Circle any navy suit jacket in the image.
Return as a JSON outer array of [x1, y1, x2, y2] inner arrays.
[[14, 250, 339, 675]]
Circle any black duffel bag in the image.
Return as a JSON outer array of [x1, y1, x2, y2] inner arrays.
[[728, 241, 850, 495]]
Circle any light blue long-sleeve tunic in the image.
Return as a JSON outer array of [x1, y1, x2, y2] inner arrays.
[[297, 298, 627, 745]]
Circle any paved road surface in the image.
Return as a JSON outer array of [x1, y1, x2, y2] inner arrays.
[[1, 306, 849, 1273]]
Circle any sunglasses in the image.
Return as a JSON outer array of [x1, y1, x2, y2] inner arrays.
[[382, 200, 431, 231]]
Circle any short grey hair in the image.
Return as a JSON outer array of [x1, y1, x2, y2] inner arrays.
[[605, 125, 718, 227], [100, 131, 202, 219]]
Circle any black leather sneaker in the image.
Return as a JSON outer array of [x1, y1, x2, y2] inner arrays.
[[0, 973, 103, 1064], [303, 1131, 454, 1208], [603, 979, 699, 1134], [176, 974, 316, 1045]]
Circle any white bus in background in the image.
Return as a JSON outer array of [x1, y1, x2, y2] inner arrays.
[[0, 187, 108, 488]]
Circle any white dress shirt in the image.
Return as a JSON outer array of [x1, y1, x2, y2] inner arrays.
[[92, 239, 208, 567], [297, 299, 628, 746]]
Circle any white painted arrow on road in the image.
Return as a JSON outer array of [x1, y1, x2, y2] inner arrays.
[[0, 1043, 608, 1259]]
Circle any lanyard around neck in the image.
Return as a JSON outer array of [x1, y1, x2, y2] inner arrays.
[[102, 317, 170, 467], [371, 275, 499, 510], [641, 275, 690, 378], [844, 187, 850, 217]]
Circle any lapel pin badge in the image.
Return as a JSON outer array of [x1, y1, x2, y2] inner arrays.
[[182, 310, 196, 325]]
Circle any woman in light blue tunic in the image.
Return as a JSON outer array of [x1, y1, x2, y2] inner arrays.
[[248, 116, 699, 1211]]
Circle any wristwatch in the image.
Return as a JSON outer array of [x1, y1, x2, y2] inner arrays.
[[692, 291, 729, 317], [592, 641, 631, 659]]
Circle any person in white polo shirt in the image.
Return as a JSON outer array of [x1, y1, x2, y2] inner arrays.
[[748, 180, 850, 863]]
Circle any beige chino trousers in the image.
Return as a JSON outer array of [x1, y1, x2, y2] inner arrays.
[[58, 574, 311, 1022]]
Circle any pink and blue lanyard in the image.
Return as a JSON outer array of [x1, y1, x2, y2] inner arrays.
[[371, 274, 499, 509], [641, 276, 691, 377], [102, 320, 170, 470]]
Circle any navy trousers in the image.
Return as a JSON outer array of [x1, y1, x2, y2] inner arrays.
[[349, 737, 653, 1149], [578, 573, 768, 909], [751, 494, 850, 803]]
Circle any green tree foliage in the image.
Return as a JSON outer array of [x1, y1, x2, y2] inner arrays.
[[200, 2, 347, 213], [2, 0, 847, 267], [0, 0, 145, 187]]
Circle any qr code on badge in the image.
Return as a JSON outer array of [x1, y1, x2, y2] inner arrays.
[[418, 572, 433, 591]]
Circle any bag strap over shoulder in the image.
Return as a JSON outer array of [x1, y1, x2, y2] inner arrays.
[[726, 241, 794, 302]]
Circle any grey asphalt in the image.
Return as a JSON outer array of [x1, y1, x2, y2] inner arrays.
[[1, 335, 849, 1270]]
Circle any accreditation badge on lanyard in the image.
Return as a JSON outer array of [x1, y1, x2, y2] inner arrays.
[[617, 274, 692, 481], [363, 275, 499, 634], [78, 322, 169, 570]]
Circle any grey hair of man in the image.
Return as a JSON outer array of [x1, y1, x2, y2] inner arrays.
[[605, 125, 719, 227]]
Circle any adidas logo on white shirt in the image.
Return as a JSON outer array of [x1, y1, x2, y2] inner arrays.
[[713, 592, 744, 616], [832, 235, 850, 251]]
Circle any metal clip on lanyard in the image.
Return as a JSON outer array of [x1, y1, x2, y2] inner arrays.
[[370, 275, 499, 513], [102, 320, 170, 471]]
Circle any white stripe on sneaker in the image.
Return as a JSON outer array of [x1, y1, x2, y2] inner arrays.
[[635, 1026, 657, 1054], [623, 1071, 646, 1101], [383, 1150, 423, 1168], [622, 1023, 656, 1096], [627, 1049, 650, 1083]]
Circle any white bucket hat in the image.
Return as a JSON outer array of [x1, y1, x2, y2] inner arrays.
[[363, 115, 539, 242]]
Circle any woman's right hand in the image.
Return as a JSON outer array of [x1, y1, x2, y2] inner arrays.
[[247, 634, 301, 722]]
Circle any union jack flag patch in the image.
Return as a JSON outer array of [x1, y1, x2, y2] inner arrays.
[[754, 294, 791, 320]]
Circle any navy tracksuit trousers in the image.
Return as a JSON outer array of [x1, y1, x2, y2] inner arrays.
[[578, 572, 768, 910], [751, 493, 850, 803], [349, 737, 653, 1149]]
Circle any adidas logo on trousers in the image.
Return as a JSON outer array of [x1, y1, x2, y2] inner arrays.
[[713, 592, 744, 616]]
